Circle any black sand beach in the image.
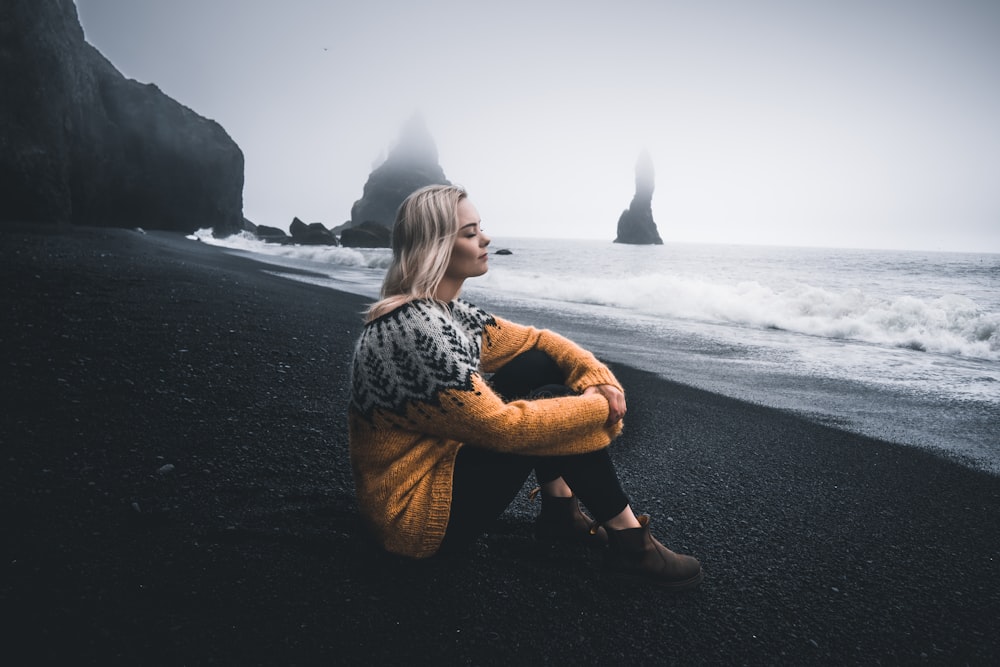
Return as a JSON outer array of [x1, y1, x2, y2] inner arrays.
[[2, 224, 998, 665]]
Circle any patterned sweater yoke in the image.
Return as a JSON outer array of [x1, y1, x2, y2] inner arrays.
[[351, 299, 494, 421]]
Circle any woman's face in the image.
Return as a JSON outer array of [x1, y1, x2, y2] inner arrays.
[[445, 198, 491, 282]]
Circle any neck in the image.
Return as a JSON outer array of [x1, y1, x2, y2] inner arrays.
[[435, 277, 463, 302]]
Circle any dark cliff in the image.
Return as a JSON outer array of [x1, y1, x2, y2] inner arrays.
[[0, 0, 244, 235], [614, 150, 663, 245]]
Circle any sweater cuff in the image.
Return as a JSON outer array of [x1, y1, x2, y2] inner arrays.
[[569, 366, 623, 394]]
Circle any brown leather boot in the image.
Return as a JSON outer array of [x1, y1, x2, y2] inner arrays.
[[533, 493, 609, 547], [605, 515, 703, 591]]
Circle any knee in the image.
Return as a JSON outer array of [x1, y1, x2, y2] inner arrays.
[[512, 349, 559, 373], [527, 384, 575, 399], [491, 350, 566, 400]]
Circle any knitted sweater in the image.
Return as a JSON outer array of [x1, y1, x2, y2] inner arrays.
[[348, 298, 623, 558]]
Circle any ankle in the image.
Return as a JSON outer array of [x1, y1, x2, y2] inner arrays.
[[539, 477, 573, 498], [604, 506, 643, 531]]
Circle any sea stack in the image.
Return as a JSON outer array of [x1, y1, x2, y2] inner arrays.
[[340, 114, 450, 247], [613, 150, 663, 245], [0, 0, 245, 236]]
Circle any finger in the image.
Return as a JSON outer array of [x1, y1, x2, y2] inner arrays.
[[612, 394, 626, 413], [604, 401, 619, 424]]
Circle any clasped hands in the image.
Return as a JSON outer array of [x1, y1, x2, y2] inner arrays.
[[583, 384, 627, 426]]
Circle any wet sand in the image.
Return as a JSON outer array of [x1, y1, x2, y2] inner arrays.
[[2, 224, 998, 665]]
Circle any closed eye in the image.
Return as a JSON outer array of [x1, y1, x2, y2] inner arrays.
[[460, 222, 483, 237]]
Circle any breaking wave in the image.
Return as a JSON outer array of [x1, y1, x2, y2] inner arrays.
[[191, 230, 999, 361], [483, 269, 1000, 361], [191, 229, 391, 270]]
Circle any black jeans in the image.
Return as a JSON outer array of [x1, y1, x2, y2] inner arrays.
[[438, 350, 630, 553]]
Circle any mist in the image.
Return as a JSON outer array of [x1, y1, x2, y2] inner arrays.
[[75, 0, 1000, 252]]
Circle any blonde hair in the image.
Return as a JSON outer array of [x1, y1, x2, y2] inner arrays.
[[366, 184, 468, 321]]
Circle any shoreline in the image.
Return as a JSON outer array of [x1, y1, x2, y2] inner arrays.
[[3, 224, 998, 664], [464, 289, 1000, 476], [199, 231, 1000, 476], [236, 237, 1000, 476]]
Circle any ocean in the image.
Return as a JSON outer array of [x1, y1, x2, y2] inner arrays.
[[193, 231, 1000, 475]]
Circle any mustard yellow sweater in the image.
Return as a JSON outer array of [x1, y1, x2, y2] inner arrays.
[[348, 298, 623, 558]]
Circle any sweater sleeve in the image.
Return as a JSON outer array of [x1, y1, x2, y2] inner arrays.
[[480, 315, 623, 393], [392, 372, 621, 456]]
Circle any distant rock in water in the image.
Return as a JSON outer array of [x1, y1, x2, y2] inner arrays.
[[343, 114, 451, 246], [254, 225, 291, 243], [340, 221, 392, 249], [614, 150, 663, 245], [0, 0, 245, 236], [289, 217, 338, 245]]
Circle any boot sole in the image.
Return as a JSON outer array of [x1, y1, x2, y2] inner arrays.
[[533, 533, 609, 549], [606, 567, 704, 592], [533, 522, 609, 549]]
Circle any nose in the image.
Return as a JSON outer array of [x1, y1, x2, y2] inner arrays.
[[481, 232, 491, 247]]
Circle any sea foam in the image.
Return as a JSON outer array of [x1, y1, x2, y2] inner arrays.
[[193, 229, 999, 361], [481, 267, 999, 362], [192, 229, 391, 270]]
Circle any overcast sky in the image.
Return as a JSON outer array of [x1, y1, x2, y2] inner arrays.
[[75, 0, 999, 252]]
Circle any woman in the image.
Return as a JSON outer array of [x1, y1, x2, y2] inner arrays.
[[348, 184, 701, 590]]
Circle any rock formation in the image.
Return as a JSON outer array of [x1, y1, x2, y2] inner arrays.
[[0, 0, 245, 236], [341, 114, 450, 247], [613, 150, 663, 245], [254, 225, 291, 243], [340, 221, 392, 249], [289, 217, 338, 245]]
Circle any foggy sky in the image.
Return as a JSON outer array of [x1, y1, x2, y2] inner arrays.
[[75, 0, 1000, 252]]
